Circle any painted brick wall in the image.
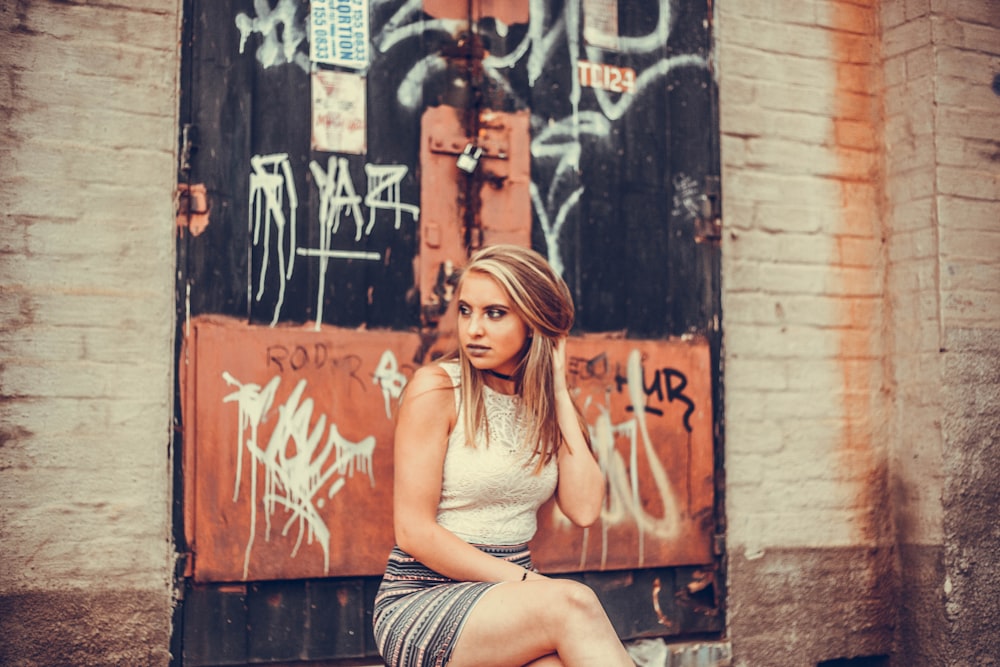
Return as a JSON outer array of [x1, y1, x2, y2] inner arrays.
[[881, 1, 948, 663], [883, 0, 1000, 663], [720, 0, 1000, 664], [924, 2, 1000, 663], [717, 0, 897, 664], [0, 2, 181, 665]]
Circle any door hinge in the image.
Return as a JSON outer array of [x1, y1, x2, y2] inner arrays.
[[695, 174, 721, 244], [713, 532, 726, 556]]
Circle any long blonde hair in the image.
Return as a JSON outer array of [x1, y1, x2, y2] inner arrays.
[[452, 244, 591, 470]]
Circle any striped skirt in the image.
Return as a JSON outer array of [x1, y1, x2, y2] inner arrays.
[[373, 544, 533, 667]]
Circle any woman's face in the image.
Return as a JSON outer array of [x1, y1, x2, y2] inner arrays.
[[457, 271, 531, 377]]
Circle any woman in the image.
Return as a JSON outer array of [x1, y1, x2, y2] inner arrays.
[[373, 245, 634, 667]]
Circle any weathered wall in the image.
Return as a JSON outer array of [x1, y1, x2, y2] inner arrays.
[[880, 0, 1000, 663], [719, 0, 1000, 665], [0, 2, 181, 666], [918, 1, 1000, 663], [717, 0, 897, 664], [881, 1, 946, 663]]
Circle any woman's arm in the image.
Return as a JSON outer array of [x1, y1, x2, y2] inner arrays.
[[551, 339, 606, 527], [392, 364, 541, 582]]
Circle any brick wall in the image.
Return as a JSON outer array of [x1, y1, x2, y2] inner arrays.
[[720, 0, 1000, 664], [718, 0, 897, 664], [881, 1, 947, 663], [921, 1, 1000, 663], [0, 2, 181, 665], [883, 0, 1000, 663]]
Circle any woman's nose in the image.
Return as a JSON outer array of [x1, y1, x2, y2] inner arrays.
[[467, 314, 484, 335]]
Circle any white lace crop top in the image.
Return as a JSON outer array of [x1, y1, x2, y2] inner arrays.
[[435, 362, 558, 545]]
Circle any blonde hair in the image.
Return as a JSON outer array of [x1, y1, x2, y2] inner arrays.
[[452, 244, 591, 470]]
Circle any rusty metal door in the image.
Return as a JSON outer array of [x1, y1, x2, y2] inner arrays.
[[175, 0, 722, 664]]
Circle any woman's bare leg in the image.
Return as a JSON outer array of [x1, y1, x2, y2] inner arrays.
[[448, 578, 634, 667], [524, 655, 562, 666]]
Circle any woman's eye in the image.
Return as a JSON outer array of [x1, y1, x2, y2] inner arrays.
[[458, 304, 470, 316], [487, 309, 506, 319]]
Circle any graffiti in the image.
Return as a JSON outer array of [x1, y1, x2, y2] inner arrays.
[[566, 349, 683, 567], [249, 154, 421, 326], [618, 366, 695, 432], [302, 155, 375, 328], [521, 0, 708, 270], [222, 370, 377, 578], [559, 346, 703, 567], [671, 173, 702, 222], [192, 1, 717, 580], [310, 156, 367, 243], [236, 0, 707, 297], [265, 343, 366, 385], [250, 154, 299, 327], [570, 350, 697, 431], [236, 0, 310, 72], [365, 164, 421, 233], [372, 349, 408, 418]]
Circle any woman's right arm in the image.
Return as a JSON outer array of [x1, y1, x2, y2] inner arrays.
[[392, 364, 540, 582]]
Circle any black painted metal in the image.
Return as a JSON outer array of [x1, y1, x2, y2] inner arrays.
[[175, 0, 723, 663], [181, 0, 716, 335]]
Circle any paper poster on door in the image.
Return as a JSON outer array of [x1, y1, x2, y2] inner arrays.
[[312, 69, 366, 154], [583, 0, 619, 50], [310, 0, 370, 69]]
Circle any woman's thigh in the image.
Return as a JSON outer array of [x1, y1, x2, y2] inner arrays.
[[447, 578, 592, 667]]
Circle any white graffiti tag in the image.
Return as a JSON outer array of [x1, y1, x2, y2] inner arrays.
[[235, 0, 310, 72], [555, 349, 682, 569], [247, 154, 422, 330], [223, 371, 376, 578], [250, 153, 299, 326], [369, 0, 709, 276], [372, 349, 408, 418], [671, 172, 702, 221], [365, 164, 421, 234]]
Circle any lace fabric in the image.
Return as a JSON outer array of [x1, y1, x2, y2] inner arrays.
[[435, 362, 558, 545]]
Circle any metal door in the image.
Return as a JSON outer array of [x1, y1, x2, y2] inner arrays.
[[174, 1, 722, 663]]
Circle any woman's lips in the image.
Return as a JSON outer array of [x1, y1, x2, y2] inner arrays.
[[466, 345, 490, 357]]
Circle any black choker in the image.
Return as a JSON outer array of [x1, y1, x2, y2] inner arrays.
[[485, 369, 514, 381]]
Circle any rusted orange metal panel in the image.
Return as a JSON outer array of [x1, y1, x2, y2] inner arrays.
[[182, 315, 423, 582], [418, 106, 531, 324], [531, 335, 715, 572], [423, 0, 529, 25], [478, 109, 532, 248], [183, 316, 713, 581]]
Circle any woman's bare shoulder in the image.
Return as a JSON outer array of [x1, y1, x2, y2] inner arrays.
[[402, 363, 455, 405], [397, 363, 457, 437], [411, 362, 454, 388]]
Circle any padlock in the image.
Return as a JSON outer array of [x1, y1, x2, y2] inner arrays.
[[456, 143, 483, 173]]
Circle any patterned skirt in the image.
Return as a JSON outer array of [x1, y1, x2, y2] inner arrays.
[[373, 543, 533, 667]]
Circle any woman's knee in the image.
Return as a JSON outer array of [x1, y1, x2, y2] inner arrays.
[[547, 579, 606, 621]]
